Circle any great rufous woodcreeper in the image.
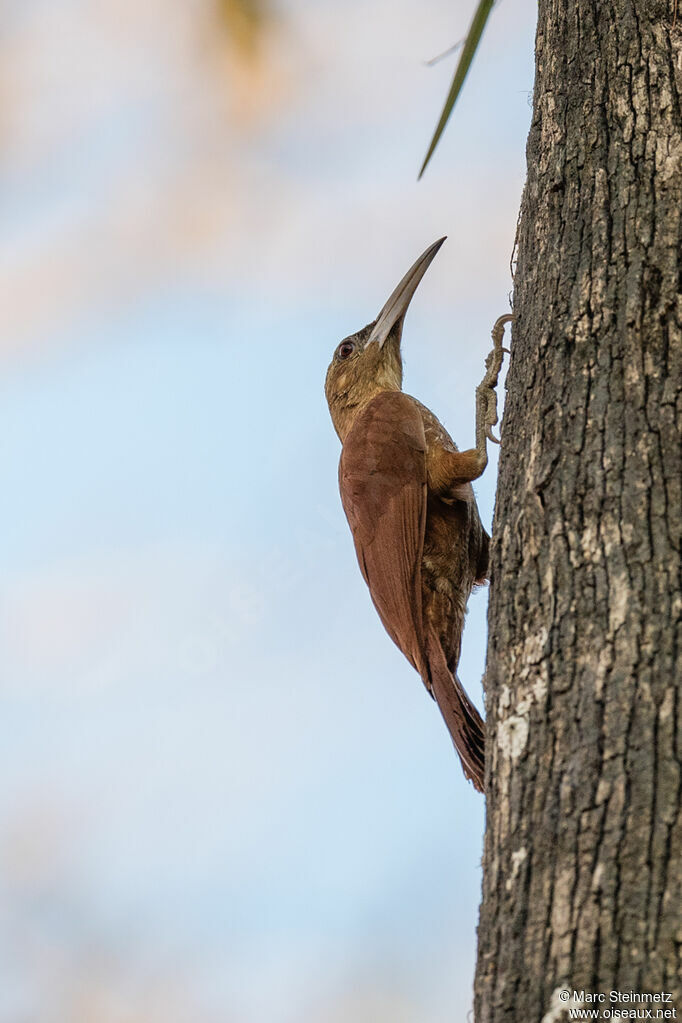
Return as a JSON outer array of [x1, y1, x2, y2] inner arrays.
[[325, 238, 511, 791]]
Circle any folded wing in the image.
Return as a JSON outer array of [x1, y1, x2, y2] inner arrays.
[[339, 391, 429, 680], [339, 390, 485, 790]]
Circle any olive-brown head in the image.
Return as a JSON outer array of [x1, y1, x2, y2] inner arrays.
[[325, 237, 446, 442]]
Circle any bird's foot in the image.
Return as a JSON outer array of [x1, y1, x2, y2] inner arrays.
[[475, 314, 513, 456]]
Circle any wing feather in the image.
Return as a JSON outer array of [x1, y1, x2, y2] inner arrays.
[[339, 392, 428, 679]]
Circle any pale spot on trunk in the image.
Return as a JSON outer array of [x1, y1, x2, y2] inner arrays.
[[498, 713, 529, 760], [608, 572, 629, 631], [659, 687, 674, 722], [504, 846, 528, 891], [591, 862, 604, 892], [540, 987, 574, 1023]]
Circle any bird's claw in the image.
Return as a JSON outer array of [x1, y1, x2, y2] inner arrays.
[[491, 314, 514, 350], [474, 313, 513, 460]]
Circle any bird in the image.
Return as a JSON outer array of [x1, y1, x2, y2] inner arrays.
[[324, 238, 511, 791]]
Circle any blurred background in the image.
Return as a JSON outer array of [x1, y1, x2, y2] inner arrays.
[[0, 1, 535, 1020]]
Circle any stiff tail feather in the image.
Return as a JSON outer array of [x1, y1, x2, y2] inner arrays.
[[425, 630, 485, 791]]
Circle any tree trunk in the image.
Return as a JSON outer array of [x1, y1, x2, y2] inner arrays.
[[474, 1, 682, 1020]]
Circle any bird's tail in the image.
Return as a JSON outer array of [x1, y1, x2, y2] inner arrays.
[[425, 630, 485, 791]]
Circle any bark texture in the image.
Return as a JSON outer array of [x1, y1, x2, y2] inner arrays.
[[475, 1, 682, 1019]]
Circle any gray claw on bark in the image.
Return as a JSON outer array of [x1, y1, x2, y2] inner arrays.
[[474, 314, 513, 459]]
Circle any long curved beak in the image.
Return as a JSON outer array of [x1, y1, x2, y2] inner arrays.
[[367, 236, 446, 348]]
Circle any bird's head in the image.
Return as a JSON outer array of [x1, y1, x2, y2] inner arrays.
[[325, 237, 446, 441]]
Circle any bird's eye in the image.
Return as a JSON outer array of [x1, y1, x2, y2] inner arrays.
[[338, 341, 355, 360]]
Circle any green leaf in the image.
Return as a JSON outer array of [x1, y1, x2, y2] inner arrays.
[[418, 0, 495, 179]]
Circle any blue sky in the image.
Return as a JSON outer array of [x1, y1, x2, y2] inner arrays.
[[0, 1, 536, 1019]]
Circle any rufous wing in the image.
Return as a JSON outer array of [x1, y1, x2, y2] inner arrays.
[[339, 391, 429, 680], [339, 391, 486, 791]]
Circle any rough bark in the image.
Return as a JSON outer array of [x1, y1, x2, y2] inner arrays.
[[475, 1, 682, 1020]]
